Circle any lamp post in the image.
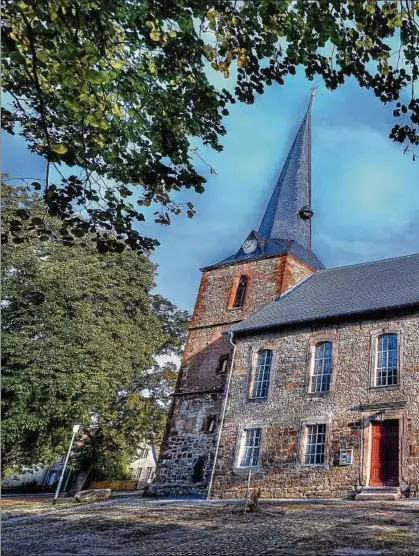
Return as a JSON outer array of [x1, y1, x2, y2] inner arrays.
[[52, 424, 81, 505]]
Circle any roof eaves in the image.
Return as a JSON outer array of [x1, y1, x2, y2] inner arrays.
[[200, 250, 287, 272], [231, 301, 419, 337]]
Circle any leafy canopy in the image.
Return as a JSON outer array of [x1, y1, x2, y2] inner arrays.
[[1, 182, 189, 478], [2, 0, 418, 252]]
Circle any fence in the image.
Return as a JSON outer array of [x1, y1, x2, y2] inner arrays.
[[89, 480, 138, 491]]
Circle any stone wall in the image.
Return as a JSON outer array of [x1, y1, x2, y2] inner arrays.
[[156, 392, 222, 484], [189, 254, 313, 331], [211, 311, 419, 499], [156, 253, 315, 487]]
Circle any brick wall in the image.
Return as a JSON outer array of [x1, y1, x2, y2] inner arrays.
[[211, 311, 419, 499], [190, 254, 312, 330]]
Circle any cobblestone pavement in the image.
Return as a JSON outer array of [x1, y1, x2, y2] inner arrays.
[[2, 498, 419, 556]]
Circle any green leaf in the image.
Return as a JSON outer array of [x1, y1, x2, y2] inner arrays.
[[86, 69, 105, 84], [149, 30, 161, 42], [51, 143, 68, 154]]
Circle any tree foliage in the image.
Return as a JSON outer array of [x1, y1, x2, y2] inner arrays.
[[1, 182, 189, 479], [2, 0, 418, 252]]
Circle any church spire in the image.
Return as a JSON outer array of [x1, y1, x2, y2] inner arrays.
[[258, 92, 314, 250], [201, 91, 324, 272]]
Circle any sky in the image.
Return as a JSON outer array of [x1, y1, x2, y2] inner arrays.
[[3, 70, 419, 313]]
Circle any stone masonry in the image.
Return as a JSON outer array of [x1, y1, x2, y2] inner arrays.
[[156, 254, 314, 489], [154, 96, 418, 501], [211, 310, 419, 499]]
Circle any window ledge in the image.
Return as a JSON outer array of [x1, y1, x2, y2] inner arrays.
[[234, 466, 260, 473], [307, 391, 330, 398], [247, 397, 268, 403], [299, 464, 327, 469], [369, 384, 401, 391]]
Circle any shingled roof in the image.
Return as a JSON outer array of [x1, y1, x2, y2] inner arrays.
[[201, 234, 324, 272], [203, 93, 324, 272], [230, 252, 419, 335]]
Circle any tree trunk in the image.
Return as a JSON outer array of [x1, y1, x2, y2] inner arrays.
[[67, 464, 93, 496]]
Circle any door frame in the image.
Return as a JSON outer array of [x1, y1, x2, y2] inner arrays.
[[363, 413, 404, 488]]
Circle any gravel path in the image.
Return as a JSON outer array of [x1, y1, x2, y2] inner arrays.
[[2, 498, 419, 555]]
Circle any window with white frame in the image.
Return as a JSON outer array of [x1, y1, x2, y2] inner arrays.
[[376, 333, 398, 386], [303, 424, 326, 465], [138, 447, 149, 459], [143, 467, 153, 480], [131, 467, 142, 479], [310, 342, 332, 393], [250, 350, 272, 400], [238, 428, 261, 467]]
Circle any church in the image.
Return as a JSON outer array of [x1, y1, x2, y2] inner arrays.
[[154, 94, 419, 501]]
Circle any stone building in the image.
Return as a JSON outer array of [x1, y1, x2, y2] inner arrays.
[[155, 94, 419, 500]]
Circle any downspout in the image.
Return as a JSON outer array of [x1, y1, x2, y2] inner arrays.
[[207, 331, 237, 500], [359, 415, 364, 488]]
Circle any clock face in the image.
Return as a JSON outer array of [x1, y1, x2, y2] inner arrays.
[[242, 238, 258, 254]]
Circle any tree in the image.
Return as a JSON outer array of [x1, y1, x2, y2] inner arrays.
[[1, 181, 189, 487], [2, 1, 418, 253]]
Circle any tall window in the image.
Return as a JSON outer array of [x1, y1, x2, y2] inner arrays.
[[233, 276, 248, 308], [238, 428, 261, 467], [250, 350, 272, 400], [376, 333, 398, 386], [310, 342, 332, 393], [304, 424, 326, 465]]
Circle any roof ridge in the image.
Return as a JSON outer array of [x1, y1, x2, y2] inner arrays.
[[316, 251, 419, 274]]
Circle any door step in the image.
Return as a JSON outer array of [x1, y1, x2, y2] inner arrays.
[[355, 487, 401, 501]]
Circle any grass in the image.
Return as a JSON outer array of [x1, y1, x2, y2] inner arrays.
[[1, 495, 77, 521], [375, 529, 412, 544]]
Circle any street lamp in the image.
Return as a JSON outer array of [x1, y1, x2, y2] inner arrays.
[[52, 424, 81, 505]]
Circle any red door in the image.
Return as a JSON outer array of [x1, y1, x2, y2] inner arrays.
[[370, 420, 399, 486]]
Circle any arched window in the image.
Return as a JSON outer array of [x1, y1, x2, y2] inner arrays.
[[233, 276, 248, 308], [310, 342, 332, 393], [250, 349, 272, 400], [376, 333, 398, 386]]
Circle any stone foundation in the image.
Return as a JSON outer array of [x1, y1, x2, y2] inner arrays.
[[143, 482, 207, 498]]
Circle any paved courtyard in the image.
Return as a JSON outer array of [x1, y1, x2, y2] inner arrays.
[[2, 497, 419, 555]]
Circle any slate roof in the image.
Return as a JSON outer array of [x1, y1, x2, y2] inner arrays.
[[258, 94, 313, 250], [203, 94, 323, 272], [201, 234, 324, 272], [230, 252, 419, 335]]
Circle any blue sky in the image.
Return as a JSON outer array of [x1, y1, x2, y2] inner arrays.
[[3, 70, 419, 313]]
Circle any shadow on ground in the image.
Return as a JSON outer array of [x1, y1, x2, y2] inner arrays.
[[2, 500, 419, 556]]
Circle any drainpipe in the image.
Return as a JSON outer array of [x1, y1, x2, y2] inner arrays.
[[207, 331, 237, 500], [359, 415, 365, 488]]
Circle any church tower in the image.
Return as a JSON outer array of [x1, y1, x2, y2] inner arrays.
[[155, 94, 323, 493]]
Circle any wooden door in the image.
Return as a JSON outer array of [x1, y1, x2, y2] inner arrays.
[[370, 420, 399, 486]]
